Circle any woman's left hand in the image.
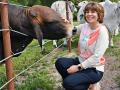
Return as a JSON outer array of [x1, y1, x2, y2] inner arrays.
[[67, 65, 79, 74]]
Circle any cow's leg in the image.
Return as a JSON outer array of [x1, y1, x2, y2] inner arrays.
[[33, 24, 43, 49], [53, 40, 58, 48], [114, 26, 119, 36], [53, 39, 68, 48], [109, 38, 114, 47], [42, 40, 45, 51], [63, 38, 67, 46], [109, 34, 114, 47], [118, 24, 120, 33], [108, 30, 114, 47]]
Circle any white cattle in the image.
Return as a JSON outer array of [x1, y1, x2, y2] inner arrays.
[[77, 1, 88, 24], [101, 1, 120, 46]]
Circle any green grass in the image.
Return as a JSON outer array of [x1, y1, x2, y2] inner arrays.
[[0, 39, 57, 90], [16, 70, 55, 90]]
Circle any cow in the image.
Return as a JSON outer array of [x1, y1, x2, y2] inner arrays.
[[101, 1, 120, 46], [0, 4, 73, 61], [77, 1, 88, 24]]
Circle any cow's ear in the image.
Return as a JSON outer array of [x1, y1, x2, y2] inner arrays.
[[33, 24, 43, 49]]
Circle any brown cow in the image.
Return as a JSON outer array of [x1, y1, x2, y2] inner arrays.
[[0, 4, 73, 61]]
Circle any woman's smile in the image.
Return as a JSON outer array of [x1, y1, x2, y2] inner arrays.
[[85, 10, 98, 23]]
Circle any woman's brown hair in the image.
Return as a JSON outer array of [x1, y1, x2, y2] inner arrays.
[[84, 2, 104, 23]]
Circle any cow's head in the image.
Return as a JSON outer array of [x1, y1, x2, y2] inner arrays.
[[25, 5, 73, 48]]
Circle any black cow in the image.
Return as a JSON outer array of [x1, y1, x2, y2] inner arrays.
[[0, 4, 73, 61]]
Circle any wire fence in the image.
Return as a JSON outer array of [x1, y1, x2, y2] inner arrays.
[[0, 32, 78, 89], [0, 42, 64, 89]]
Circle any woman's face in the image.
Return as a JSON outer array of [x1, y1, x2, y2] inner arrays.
[[85, 10, 99, 24]]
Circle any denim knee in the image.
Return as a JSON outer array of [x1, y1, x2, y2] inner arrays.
[[63, 78, 75, 89], [55, 58, 63, 67], [63, 79, 89, 90]]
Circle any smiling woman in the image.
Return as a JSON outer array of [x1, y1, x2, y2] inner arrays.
[[55, 2, 109, 90]]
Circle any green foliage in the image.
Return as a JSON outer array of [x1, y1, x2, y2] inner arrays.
[[9, 0, 119, 7], [9, 0, 56, 7]]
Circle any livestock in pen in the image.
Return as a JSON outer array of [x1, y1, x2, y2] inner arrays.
[[77, 1, 120, 47], [100, 1, 120, 46], [0, 4, 73, 61], [77, 1, 88, 24]]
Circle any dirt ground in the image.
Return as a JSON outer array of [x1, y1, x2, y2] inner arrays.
[[100, 56, 120, 90]]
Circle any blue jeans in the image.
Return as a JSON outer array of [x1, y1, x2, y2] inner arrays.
[[55, 57, 103, 90]]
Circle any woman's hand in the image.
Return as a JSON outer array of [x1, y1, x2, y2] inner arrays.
[[67, 65, 79, 74]]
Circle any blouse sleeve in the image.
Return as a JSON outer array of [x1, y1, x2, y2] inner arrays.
[[81, 26, 109, 68]]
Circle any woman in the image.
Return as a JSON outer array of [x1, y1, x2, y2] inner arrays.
[[55, 2, 109, 90]]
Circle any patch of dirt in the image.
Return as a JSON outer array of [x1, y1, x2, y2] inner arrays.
[[100, 56, 120, 90]]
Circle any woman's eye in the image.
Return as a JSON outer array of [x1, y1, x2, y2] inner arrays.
[[85, 11, 89, 13], [91, 11, 96, 13], [85, 11, 96, 14]]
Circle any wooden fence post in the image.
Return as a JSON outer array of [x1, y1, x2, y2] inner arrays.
[[1, 0, 15, 90]]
